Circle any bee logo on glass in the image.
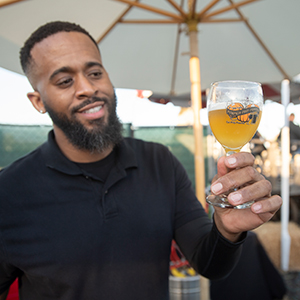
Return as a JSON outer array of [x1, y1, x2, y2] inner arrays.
[[226, 102, 260, 124]]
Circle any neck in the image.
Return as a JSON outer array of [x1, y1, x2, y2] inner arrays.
[[53, 127, 113, 163]]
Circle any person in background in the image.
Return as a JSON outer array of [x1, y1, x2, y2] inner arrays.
[[250, 131, 266, 158], [0, 21, 282, 300], [288, 113, 300, 154]]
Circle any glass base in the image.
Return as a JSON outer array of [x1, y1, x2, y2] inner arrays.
[[206, 194, 254, 210]]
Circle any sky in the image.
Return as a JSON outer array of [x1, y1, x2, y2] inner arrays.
[[0, 67, 299, 141]]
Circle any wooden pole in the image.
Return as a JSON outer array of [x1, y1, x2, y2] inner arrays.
[[188, 24, 206, 211], [188, 21, 210, 300], [0, 0, 25, 9]]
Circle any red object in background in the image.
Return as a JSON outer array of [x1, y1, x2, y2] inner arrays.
[[7, 279, 19, 300], [261, 83, 281, 99], [170, 240, 190, 270]]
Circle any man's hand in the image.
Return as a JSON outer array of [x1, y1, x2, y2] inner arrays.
[[210, 152, 282, 242]]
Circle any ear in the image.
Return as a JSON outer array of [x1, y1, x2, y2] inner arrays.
[[27, 91, 46, 113]]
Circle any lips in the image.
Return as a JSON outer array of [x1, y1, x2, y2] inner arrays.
[[77, 101, 104, 113], [75, 100, 106, 121], [82, 105, 103, 114]]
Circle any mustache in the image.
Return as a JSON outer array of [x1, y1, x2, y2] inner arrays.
[[71, 96, 108, 114]]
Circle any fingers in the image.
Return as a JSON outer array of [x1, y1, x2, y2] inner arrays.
[[212, 152, 271, 207], [211, 165, 266, 196], [251, 194, 283, 216], [227, 178, 272, 207], [217, 152, 255, 178]]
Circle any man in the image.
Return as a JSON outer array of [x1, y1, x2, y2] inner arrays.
[[0, 21, 282, 300], [289, 113, 300, 154]]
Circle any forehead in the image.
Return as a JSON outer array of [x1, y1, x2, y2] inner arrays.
[[30, 31, 101, 73]]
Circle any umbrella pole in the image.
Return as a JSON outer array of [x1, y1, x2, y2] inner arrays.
[[188, 23, 210, 300], [280, 79, 291, 271], [188, 28, 206, 210]]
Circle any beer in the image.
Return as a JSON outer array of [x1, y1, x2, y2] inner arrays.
[[209, 107, 262, 153], [206, 81, 263, 209]]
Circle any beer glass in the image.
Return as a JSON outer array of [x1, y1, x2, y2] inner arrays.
[[206, 80, 263, 209]]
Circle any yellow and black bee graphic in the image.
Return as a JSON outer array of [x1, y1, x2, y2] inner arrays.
[[226, 102, 260, 124]]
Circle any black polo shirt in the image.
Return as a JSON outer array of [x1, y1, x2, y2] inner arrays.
[[0, 131, 244, 299]]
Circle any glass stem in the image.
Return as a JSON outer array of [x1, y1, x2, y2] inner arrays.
[[225, 149, 240, 192], [225, 150, 240, 156]]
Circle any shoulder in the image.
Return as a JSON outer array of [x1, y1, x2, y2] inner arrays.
[[123, 137, 173, 158], [120, 137, 184, 175], [291, 122, 300, 129], [123, 136, 166, 148], [0, 146, 42, 183]]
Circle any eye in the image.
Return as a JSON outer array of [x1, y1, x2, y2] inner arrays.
[[57, 77, 73, 87], [89, 70, 102, 78]]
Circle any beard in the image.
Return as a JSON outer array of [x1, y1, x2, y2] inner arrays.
[[44, 92, 123, 153]]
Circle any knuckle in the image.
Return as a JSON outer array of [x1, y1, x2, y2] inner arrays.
[[249, 153, 255, 164], [273, 194, 282, 205], [265, 179, 272, 191], [224, 175, 236, 189], [260, 179, 272, 195], [277, 195, 283, 207], [242, 152, 255, 163], [245, 166, 257, 179]]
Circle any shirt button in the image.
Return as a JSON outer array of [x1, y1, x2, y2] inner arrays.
[[105, 190, 108, 194]]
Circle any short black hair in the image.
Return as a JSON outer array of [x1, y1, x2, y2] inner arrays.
[[20, 21, 100, 75]]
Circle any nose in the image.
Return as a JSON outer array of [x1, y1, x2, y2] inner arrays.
[[75, 74, 97, 99]]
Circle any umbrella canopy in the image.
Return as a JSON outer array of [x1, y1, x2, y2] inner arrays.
[[0, 0, 299, 93]]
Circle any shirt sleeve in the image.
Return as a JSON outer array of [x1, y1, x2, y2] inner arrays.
[[171, 152, 208, 229], [0, 239, 20, 294], [175, 216, 247, 280], [171, 150, 246, 280]]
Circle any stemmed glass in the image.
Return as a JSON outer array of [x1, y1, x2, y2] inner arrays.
[[206, 80, 263, 209]]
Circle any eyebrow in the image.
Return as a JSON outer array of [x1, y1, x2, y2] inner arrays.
[[49, 66, 72, 81], [86, 61, 103, 69], [49, 62, 104, 81]]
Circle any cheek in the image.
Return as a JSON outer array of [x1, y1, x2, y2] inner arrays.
[[43, 89, 72, 110], [99, 77, 114, 95], [42, 98, 69, 118]]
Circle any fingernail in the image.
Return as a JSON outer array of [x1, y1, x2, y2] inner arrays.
[[252, 203, 262, 213], [211, 182, 223, 194], [230, 192, 242, 204], [227, 157, 237, 166]]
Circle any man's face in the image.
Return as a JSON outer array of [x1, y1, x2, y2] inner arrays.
[[28, 31, 122, 152]]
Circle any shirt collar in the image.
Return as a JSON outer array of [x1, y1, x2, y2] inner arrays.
[[41, 130, 138, 176]]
